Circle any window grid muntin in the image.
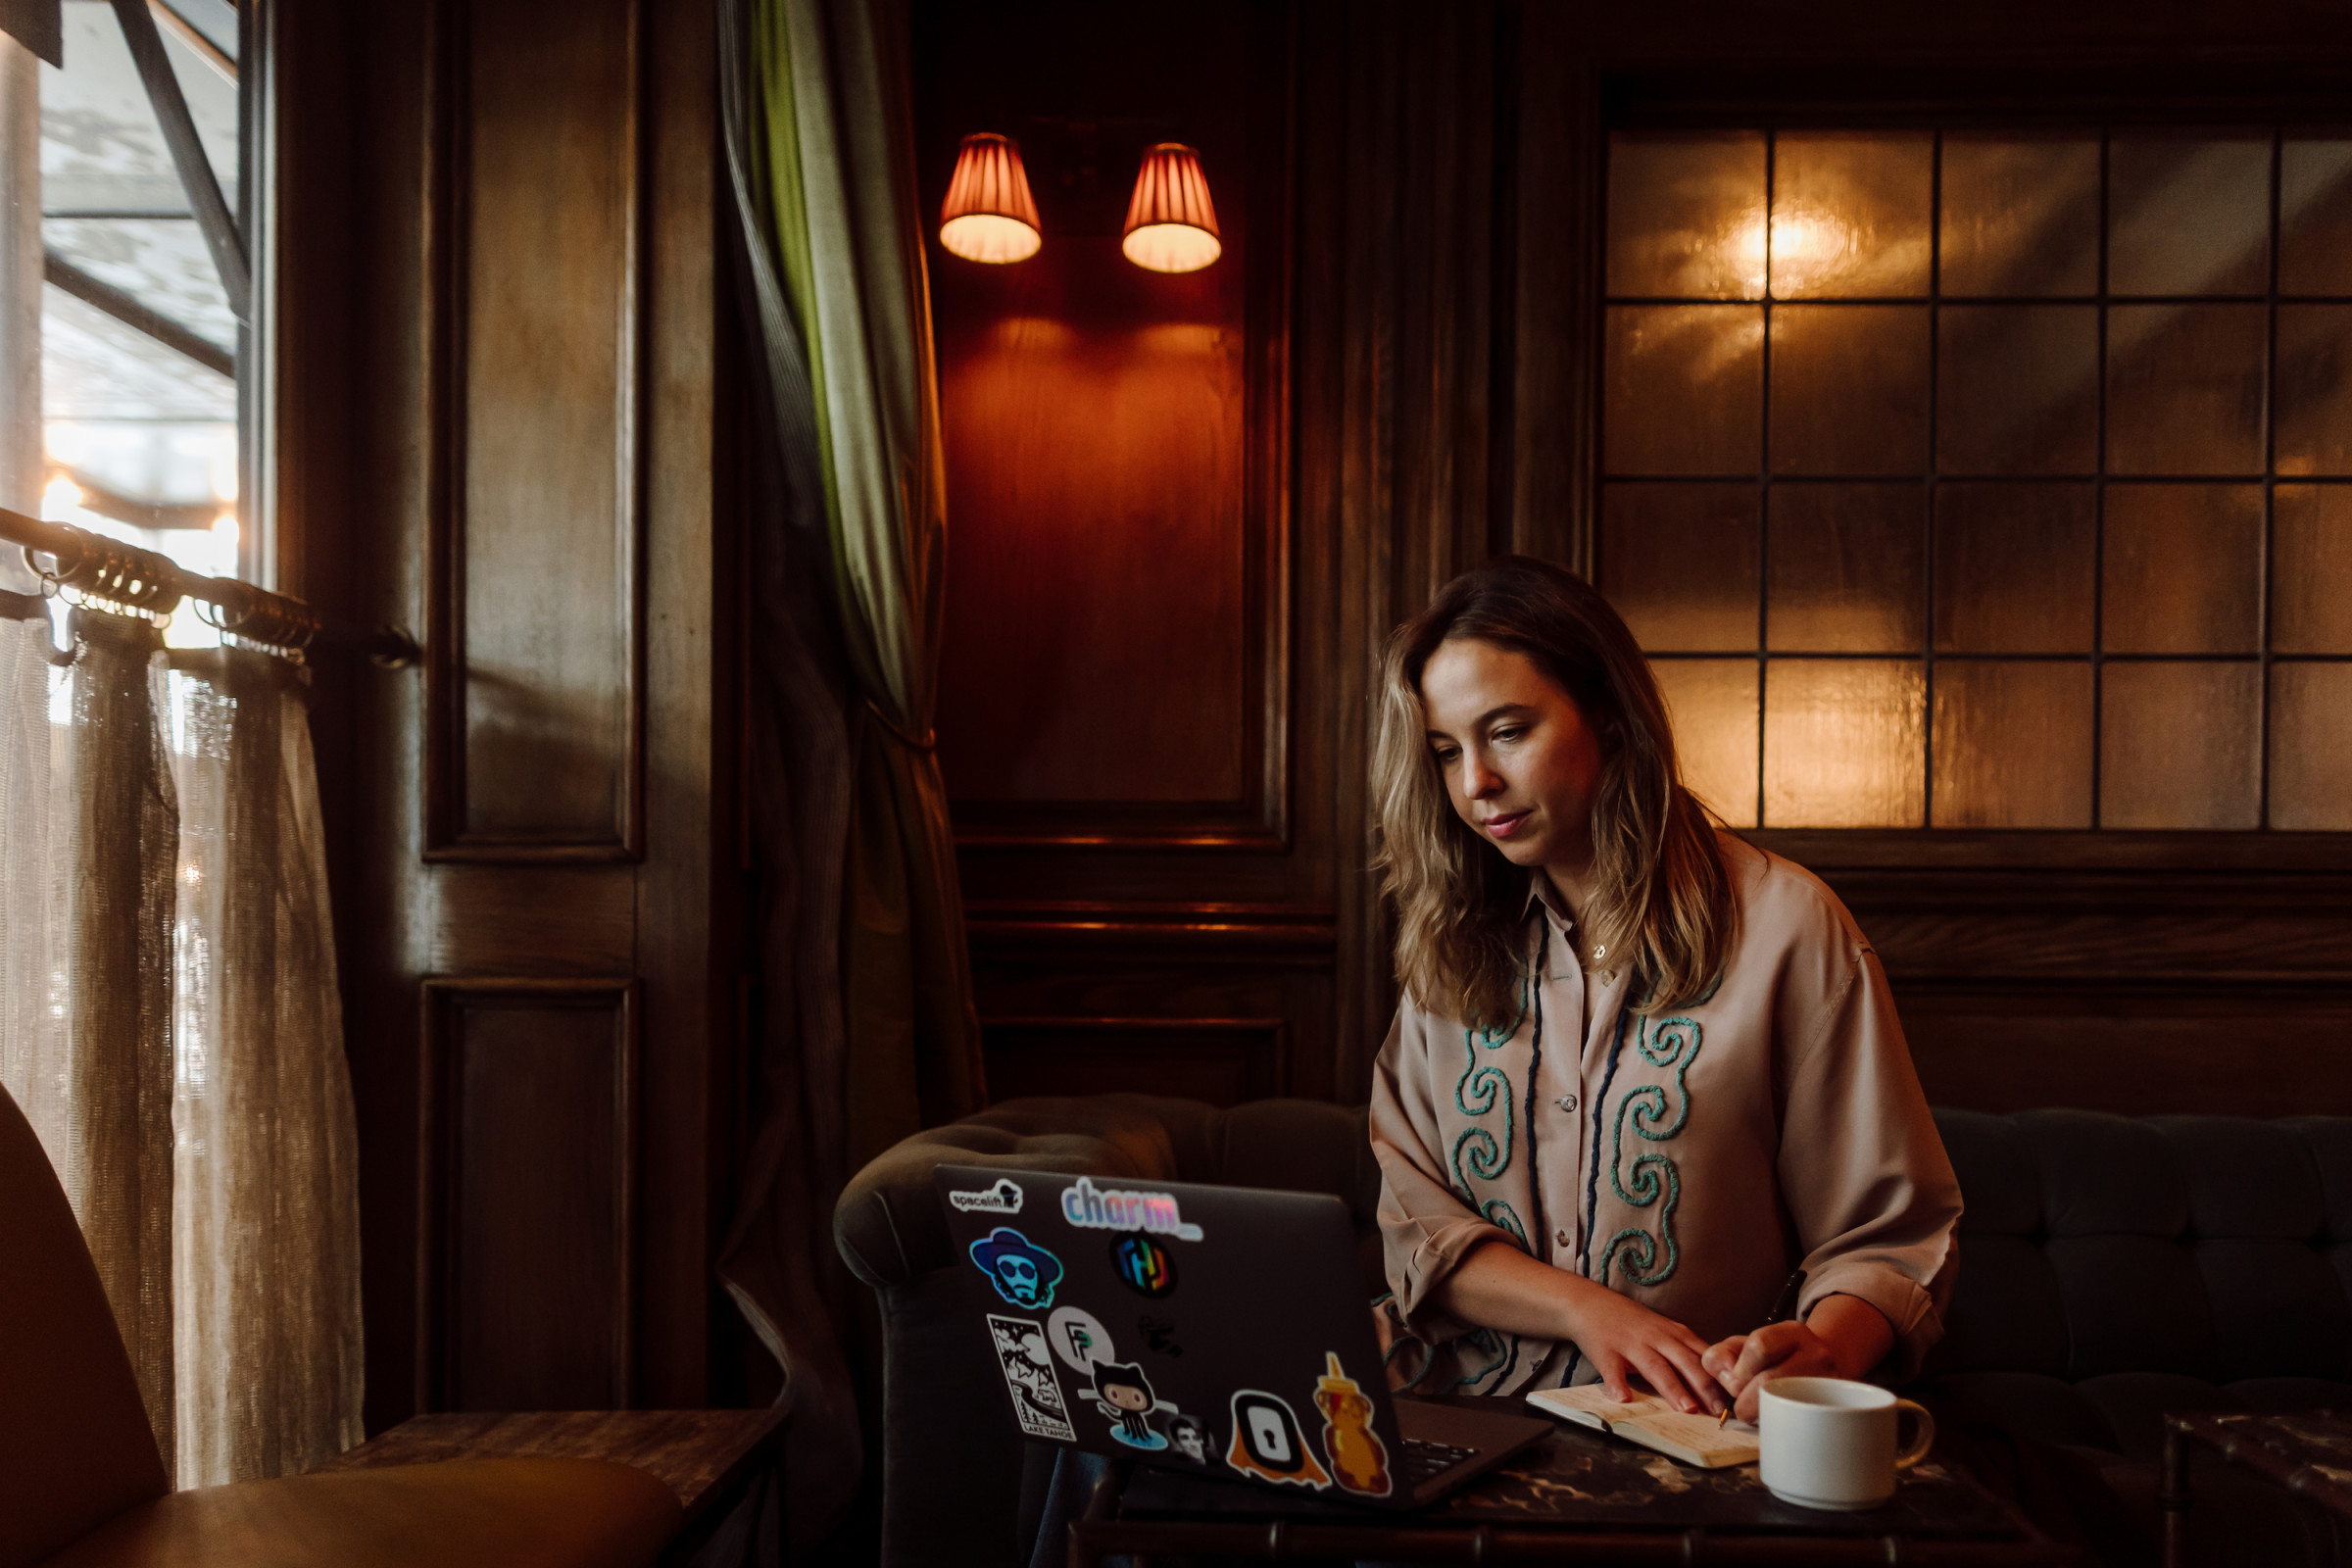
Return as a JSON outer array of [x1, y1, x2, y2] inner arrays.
[[1599, 126, 2352, 831]]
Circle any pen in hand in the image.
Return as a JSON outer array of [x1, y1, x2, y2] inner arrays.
[[1719, 1268, 1806, 1427]]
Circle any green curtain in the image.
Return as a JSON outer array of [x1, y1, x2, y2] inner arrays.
[[717, 0, 984, 1546], [752, 0, 983, 1171]]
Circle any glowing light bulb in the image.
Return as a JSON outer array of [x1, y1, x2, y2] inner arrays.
[[1121, 144, 1221, 274], [40, 475, 82, 518], [939, 134, 1043, 265], [212, 512, 238, 545]]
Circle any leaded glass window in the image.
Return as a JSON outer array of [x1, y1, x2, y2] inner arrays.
[[1600, 129, 2352, 830]]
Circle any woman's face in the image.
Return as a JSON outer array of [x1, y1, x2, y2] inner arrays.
[[1418, 637, 1606, 876]]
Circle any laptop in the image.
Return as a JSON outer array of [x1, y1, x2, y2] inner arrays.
[[934, 1163, 1552, 1509]]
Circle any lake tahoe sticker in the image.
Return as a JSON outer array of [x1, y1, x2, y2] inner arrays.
[[985, 1315, 1076, 1442], [1059, 1176, 1204, 1242]]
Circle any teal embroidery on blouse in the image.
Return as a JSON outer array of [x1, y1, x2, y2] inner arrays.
[[1450, 959, 1534, 1247], [1599, 1014, 1702, 1289]]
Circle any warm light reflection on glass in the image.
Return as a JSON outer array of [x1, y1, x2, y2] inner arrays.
[[40, 474, 82, 518]]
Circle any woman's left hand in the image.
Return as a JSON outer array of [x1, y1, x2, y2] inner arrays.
[[1700, 1322, 1838, 1424], [1702, 1294, 1895, 1424]]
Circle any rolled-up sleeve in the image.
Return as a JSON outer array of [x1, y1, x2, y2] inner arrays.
[[1778, 944, 1963, 1381], [1370, 1004, 1515, 1341]]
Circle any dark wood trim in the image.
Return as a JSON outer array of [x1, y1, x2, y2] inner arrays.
[[1508, 14, 1599, 573], [1753, 829, 2352, 874], [421, 0, 649, 865], [414, 976, 641, 1412], [966, 900, 1337, 965]]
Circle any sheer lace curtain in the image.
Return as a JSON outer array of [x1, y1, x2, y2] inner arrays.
[[0, 602, 363, 1488]]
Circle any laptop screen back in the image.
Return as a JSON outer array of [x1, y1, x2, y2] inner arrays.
[[934, 1163, 1410, 1507]]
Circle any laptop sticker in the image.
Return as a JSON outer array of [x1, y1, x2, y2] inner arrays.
[[1088, 1360, 1172, 1451], [1138, 1314, 1184, 1357], [1109, 1233, 1179, 1298], [1225, 1390, 1334, 1490], [985, 1314, 1077, 1443], [1059, 1176, 1205, 1241], [1167, 1414, 1210, 1464], [1046, 1304, 1114, 1373], [969, 1227, 1064, 1309], [1312, 1352, 1393, 1497], [948, 1178, 1023, 1215]]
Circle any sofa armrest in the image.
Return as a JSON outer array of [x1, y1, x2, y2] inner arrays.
[[832, 1094, 1229, 1289]]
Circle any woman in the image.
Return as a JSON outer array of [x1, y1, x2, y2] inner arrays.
[[1369, 557, 1960, 1423]]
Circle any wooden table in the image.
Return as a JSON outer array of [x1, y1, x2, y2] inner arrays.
[[1072, 1398, 2067, 1566], [2162, 1409, 2352, 1568], [319, 1408, 787, 1528]]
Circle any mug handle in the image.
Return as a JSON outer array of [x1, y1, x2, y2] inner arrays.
[[1893, 1399, 1937, 1470]]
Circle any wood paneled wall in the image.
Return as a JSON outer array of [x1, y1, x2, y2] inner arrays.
[[286, 0, 731, 1432], [924, 0, 2352, 1121]]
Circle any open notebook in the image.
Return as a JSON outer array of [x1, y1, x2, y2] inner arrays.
[[1524, 1385, 1759, 1468]]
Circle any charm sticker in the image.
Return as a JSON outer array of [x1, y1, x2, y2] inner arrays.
[[1060, 1176, 1204, 1241], [949, 1178, 1024, 1215], [969, 1227, 1064, 1309], [1312, 1352, 1393, 1497], [1226, 1390, 1333, 1490], [1089, 1360, 1173, 1451], [1138, 1314, 1184, 1357], [1046, 1304, 1114, 1373], [1168, 1414, 1209, 1464], [1109, 1233, 1179, 1298], [985, 1315, 1076, 1442]]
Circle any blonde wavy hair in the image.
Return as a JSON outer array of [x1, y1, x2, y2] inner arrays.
[[1373, 556, 1737, 1026]]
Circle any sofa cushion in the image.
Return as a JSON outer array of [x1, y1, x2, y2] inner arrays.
[[1936, 1108, 2043, 1237], [1931, 1233, 2069, 1378], [2023, 1110, 2189, 1238], [2152, 1117, 2328, 1240], [1918, 1370, 2116, 1451]]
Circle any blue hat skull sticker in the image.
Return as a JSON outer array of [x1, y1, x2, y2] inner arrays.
[[969, 1226, 1065, 1309]]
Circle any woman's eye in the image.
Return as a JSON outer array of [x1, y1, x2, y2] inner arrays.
[[1493, 726, 1525, 744], [1431, 747, 1459, 764]]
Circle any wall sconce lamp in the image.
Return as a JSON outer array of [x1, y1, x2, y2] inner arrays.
[[940, 132, 1043, 264], [1121, 142, 1220, 273]]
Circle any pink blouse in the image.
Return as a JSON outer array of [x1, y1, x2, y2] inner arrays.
[[1369, 836, 1961, 1396]]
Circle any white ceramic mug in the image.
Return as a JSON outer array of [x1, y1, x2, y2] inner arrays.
[[1757, 1377, 1936, 1510]]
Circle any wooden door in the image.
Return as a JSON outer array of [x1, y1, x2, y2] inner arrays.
[[281, 0, 730, 1430]]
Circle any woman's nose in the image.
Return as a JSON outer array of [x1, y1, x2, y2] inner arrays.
[[1461, 757, 1503, 798]]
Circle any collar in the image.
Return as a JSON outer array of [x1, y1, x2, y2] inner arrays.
[[1521, 871, 1574, 933]]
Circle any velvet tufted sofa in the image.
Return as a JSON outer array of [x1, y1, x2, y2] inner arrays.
[[833, 1096, 2352, 1568]]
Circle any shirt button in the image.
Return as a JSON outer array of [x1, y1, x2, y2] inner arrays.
[[1554, 1229, 1572, 1249], [1555, 1094, 1578, 1112]]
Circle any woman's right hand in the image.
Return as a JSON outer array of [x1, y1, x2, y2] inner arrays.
[[1429, 1240, 1728, 1415], [1553, 1273, 1726, 1415]]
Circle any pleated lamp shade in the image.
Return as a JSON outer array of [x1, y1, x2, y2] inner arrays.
[[940, 132, 1043, 264], [1121, 142, 1221, 272]]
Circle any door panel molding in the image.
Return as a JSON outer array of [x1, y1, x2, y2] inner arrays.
[[422, 0, 648, 863], [415, 976, 639, 1411]]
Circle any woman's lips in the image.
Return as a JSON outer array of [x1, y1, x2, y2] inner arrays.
[[1484, 809, 1531, 839]]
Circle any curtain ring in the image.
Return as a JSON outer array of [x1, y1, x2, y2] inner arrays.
[[22, 544, 61, 597]]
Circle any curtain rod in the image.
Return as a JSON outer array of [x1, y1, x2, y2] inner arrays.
[[0, 506, 420, 666]]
